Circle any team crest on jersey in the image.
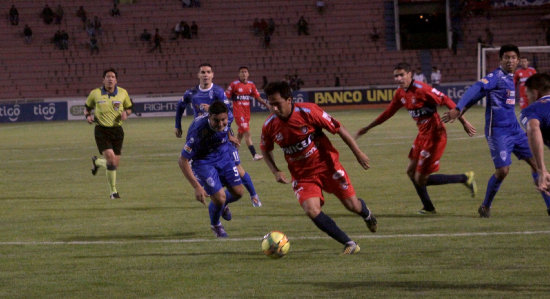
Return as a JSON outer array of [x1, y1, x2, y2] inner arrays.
[[238, 88, 243, 92], [276, 132, 283, 141], [301, 126, 308, 134], [189, 137, 195, 144], [401, 97, 406, 104], [500, 151, 507, 161], [411, 97, 416, 105]]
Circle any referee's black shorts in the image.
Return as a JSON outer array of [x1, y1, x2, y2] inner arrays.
[[94, 125, 124, 155]]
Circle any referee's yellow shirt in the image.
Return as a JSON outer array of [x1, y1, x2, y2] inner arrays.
[[86, 86, 132, 127]]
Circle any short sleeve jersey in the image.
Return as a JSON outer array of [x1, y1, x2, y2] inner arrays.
[[225, 80, 261, 115], [183, 83, 233, 122], [85, 86, 132, 127], [520, 95, 550, 148], [181, 114, 231, 165], [376, 81, 454, 135], [514, 67, 537, 92], [260, 102, 341, 178]]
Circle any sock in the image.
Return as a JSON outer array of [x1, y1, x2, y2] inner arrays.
[[357, 198, 371, 219], [427, 174, 467, 185], [248, 145, 257, 157], [224, 189, 241, 204], [241, 172, 257, 197], [208, 201, 223, 226], [411, 179, 435, 211], [106, 169, 117, 194], [311, 212, 351, 245], [482, 174, 503, 208], [532, 172, 550, 208], [95, 157, 107, 168]]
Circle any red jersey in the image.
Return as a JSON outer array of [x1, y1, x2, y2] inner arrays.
[[261, 102, 341, 178], [514, 67, 536, 109], [376, 81, 455, 135], [225, 80, 261, 115]]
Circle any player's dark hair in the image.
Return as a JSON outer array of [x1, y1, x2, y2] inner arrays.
[[238, 66, 249, 71], [199, 63, 213, 70], [499, 44, 519, 59], [264, 81, 292, 100], [394, 62, 411, 72], [525, 73, 550, 94], [103, 68, 117, 79], [209, 101, 228, 115]]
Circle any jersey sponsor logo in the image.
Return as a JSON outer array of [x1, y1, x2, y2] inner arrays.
[[281, 133, 315, 155], [408, 106, 435, 118], [184, 144, 192, 153]]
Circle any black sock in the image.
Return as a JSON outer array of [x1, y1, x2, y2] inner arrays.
[[357, 198, 370, 218], [427, 174, 467, 185], [248, 145, 257, 156], [411, 179, 435, 211], [311, 212, 351, 245]]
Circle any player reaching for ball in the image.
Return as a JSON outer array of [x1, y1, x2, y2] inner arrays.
[[260, 81, 377, 255]]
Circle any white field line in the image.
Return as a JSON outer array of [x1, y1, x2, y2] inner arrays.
[[1, 230, 549, 246]]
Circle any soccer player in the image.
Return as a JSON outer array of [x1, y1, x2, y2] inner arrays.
[[86, 68, 133, 199], [356, 62, 477, 214], [519, 73, 550, 215], [179, 101, 245, 237], [225, 66, 267, 161], [444, 44, 550, 217], [260, 81, 377, 255], [514, 57, 537, 109], [174, 63, 262, 207]]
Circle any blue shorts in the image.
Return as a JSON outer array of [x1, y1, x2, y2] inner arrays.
[[486, 127, 532, 169], [192, 158, 242, 196]]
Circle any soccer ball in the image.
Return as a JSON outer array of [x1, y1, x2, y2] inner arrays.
[[261, 231, 290, 258]]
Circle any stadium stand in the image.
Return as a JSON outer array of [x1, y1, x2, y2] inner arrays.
[[1, 0, 549, 101]]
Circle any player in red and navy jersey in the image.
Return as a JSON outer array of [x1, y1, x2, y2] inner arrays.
[[514, 57, 537, 109], [260, 81, 377, 255], [356, 62, 477, 214], [226, 66, 267, 161]]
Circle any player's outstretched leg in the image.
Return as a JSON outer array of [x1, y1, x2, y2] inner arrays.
[[479, 174, 503, 218], [241, 172, 262, 207], [426, 171, 477, 198], [532, 172, 550, 215], [410, 179, 436, 214], [310, 211, 358, 254], [356, 198, 377, 232]]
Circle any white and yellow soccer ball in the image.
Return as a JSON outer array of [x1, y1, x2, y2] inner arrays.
[[261, 231, 290, 258]]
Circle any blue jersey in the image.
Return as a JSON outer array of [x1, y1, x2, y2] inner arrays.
[[175, 84, 233, 129], [180, 114, 232, 165], [456, 67, 519, 135], [520, 95, 550, 148]]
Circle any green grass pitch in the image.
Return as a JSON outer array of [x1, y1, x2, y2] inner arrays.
[[1, 106, 549, 298]]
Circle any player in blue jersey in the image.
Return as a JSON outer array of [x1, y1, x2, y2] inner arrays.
[[179, 101, 245, 237], [519, 73, 550, 215], [444, 44, 550, 217], [174, 63, 262, 208]]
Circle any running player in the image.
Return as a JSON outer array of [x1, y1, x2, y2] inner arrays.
[[260, 81, 377, 255], [514, 57, 537, 109], [226, 66, 267, 161], [179, 101, 244, 237], [356, 62, 477, 214], [444, 44, 550, 217], [174, 63, 262, 207]]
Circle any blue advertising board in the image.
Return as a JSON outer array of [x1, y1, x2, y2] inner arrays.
[[0, 102, 67, 123]]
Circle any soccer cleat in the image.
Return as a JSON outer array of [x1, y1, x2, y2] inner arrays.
[[464, 171, 477, 198], [222, 205, 232, 221], [418, 208, 437, 215], [250, 194, 262, 207], [364, 209, 377, 233], [109, 192, 120, 199], [91, 156, 99, 176], [211, 223, 228, 238], [253, 153, 264, 161], [342, 242, 360, 255], [478, 205, 490, 218]]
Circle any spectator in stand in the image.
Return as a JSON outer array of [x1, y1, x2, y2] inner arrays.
[[267, 18, 275, 35], [53, 30, 62, 49], [149, 28, 163, 53], [86, 19, 95, 37], [182, 0, 191, 8], [335, 76, 341, 87], [41, 4, 55, 25], [182, 22, 191, 39], [192, 0, 201, 7], [514, 57, 537, 109], [484, 27, 494, 47], [370, 26, 380, 42], [190, 21, 198, 38], [316, 0, 326, 14], [263, 31, 271, 49], [262, 76, 268, 90], [23, 24, 32, 43], [297, 16, 309, 35], [171, 21, 183, 40], [111, 3, 121, 17], [259, 18, 268, 36], [54, 4, 64, 24], [60, 30, 69, 50], [431, 66, 441, 89], [413, 67, 427, 83], [140, 29, 151, 42], [290, 74, 304, 90], [76, 6, 87, 25], [93, 16, 103, 35], [252, 18, 261, 36], [90, 34, 99, 54], [9, 5, 19, 26]]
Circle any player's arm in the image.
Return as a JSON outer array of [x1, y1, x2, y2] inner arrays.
[[255, 95, 267, 107], [443, 81, 486, 122], [261, 149, 290, 184], [431, 91, 477, 136], [526, 118, 550, 192], [178, 155, 208, 206], [84, 92, 95, 124], [355, 98, 401, 139], [174, 99, 186, 138], [121, 96, 132, 121], [338, 125, 370, 170]]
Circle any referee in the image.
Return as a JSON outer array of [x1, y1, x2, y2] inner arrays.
[[85, 68, 133, 199]]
